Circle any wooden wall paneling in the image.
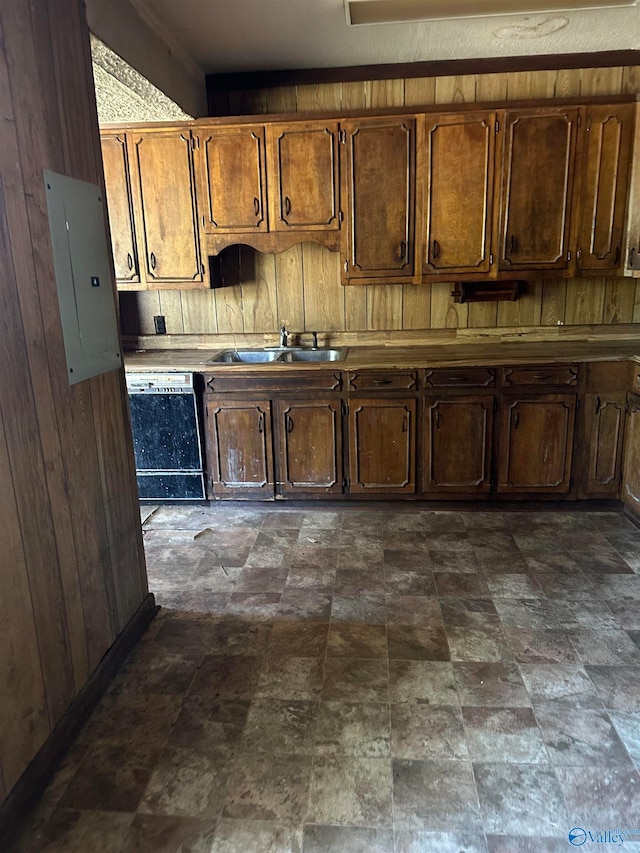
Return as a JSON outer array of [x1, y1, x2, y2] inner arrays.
[[133, 291, 162, 335], [475, 73, 510, 102], [434, 75, 476, 104], [404, 77, 437, 106], [302, 242, 345, 331], [507, 70, 557, 100], [365, 79, 405, 108], [553, 68, 584, 98], [430, 281, 468, 328], [402, 283, 432, 329], [344, 285, 369, 331], [603, 278, 636, 324], [159, 292, 185, 334], [267, 87, 297, 113], [580, 66, 624, 96], [565, 277, 607, 324], [540, 279, 568, 325], [181, 291, 218, 334], [241, 249, 278, 332], [274, 245, 305, 330], [367, 284, 403, 330], [497, 280, 543, 327], [295, 83, 342, 112], [239, 89, 270, 114], [341, 81, 367, 110], [215, 284, 245, 333], [468, 302, 498, 328], [622, 66, 640, 93], [0, 410, 50, 792]]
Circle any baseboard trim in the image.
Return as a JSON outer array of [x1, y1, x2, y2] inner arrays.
[[0, 592, 158, 841]]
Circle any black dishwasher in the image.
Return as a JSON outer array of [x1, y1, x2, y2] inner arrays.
[[126, 372, 206, 500]]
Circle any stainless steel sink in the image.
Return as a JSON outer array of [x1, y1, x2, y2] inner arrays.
[[279, 347, 348, 362], [208, 349, 283, 363]]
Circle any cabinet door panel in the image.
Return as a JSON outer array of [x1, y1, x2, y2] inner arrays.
[[423, 396, 494, 494], [101, 133, 140, 284], [277, 399, 342, 493], [196, 125, 267, 233], [499, 109, 578, 270], [132, 130, 205, 284], [498, 394, 576, 493], [584, 392, 625, 496], [206, 399, 273, 496], [344, 118, 416, 280], [622, 394, 640, 519], [268, 123, 339, 231], [424, 113, 495, 275], [349, 398, 416, 493], [578, 105, 634, 272]]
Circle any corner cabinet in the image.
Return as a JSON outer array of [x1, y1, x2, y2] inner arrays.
[[341, 117, 417, 283], [623, 393, 640, 519], [101, 128, 208, 290], [497, 108, 579, 272]]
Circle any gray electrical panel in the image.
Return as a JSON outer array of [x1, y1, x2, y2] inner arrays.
[[44, 169, 121, 385]]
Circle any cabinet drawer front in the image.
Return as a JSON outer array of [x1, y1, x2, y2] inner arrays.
[[631, 365, 640, 395], [425, 368, 495, 389], [502, 365, 578, 387], [348, 370, 418, 392], [204, 371, 343, 394]]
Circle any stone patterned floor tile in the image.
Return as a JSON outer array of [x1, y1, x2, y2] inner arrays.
[[326, 623, 388, 658], [167, 697, 250, 750], [387, 624, 450, 661], [586, 665, 640, 710], [393, 759, 482, 832], [267, 621, 329, 657], [256, 657, 324, 700], [307, 756, 393, 827], [518, 663, 603, 709], [242, 699, 318, 754], [554, 764, 640, 826], [389, 660, 458, 705], [322, 659, 389, 703], [534, 706, 632, 767], [222, 753, 312, 822], [462, 707, 548, 764], [453, 662, 531, 707], [212, 818, 303, 853], [330, 594, 387, 624], [302, 824, 393, 853], [314, 701, 391, 757], [189, 655, 262, 701], [122, 814, 218, 853], [502, 627, 579, 664], [445, 626, 514, 663], [20, 809, 135, 853], [391, 704, 468, 760], [395, 830, 489, 853]]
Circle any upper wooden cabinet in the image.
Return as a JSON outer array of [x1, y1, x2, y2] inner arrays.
[[194, 124, 267, 234], [497, 108, 579, 272], [101, 133, 140, 286], [101, 128, 208, 290], [575, 104, 635, 274], [266, 121, 340, 232], [342, 117, 417, 283], [422, 112, 496, 276]]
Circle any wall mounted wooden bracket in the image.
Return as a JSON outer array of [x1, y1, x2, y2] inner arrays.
[[452, 280, 525, 303]]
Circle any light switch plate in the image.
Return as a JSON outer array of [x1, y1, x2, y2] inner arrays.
[[44, 168, 121, 385]]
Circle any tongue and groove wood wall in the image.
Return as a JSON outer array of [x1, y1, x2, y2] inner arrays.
[[0, 0, 147, 816], [120, 64, 640, 341]]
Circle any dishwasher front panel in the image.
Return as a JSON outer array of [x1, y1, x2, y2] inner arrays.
[[129, 392, 202, 471]]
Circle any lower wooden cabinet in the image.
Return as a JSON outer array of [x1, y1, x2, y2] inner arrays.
[[423, 395, 494, 495], [622, 393, 640, 520], [498, 394, 576, 494], [276, 398, 343, 495], [348, 398, 416, 494], [205, 399, 274, 497], [583, 392, 626, 497]]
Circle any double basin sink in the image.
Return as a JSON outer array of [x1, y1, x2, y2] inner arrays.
[[208, 347, 348, 364]]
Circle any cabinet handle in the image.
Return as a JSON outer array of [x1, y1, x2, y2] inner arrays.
[[284, 196, 291, 216], [432, 239, 440, 259], [258, 413, 264, 434], [614, 245, 621, 266], [127, 252, 133, 271], [514, 411, 520, 429], [595, 395, 602, 414], [150, 252, 156, 270], [630, 247, 637, 268], [509, 235, 519, 255], [533, 372, 552, 381], [402, 412, 409, 432], [399, 241, 406, 261], [435, 410, 441, 429], [447, 375, 469, 382], [253, 197, 260, 217], [286, 415, 294, 433], [372, 378, 392, 386]]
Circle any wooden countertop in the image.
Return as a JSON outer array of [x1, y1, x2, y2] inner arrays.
[[123, 339, 640, 373]]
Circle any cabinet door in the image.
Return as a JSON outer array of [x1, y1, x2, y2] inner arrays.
[[343, 118, 416, 281], [423, 396, 494, 495], [205, 399, 273, 497], [498, 394, 576, 494], [423, 112, 496, 275], [267, 122, 340, 231], [583, 392, 626, 497], [277, 399, 343, 494], [576, 104, 635, 273], [348, 398, 416, 493], [498, 109, 579, 271], [623, 394, 640, 519], [130, 130, 206, 286], [195, 125, 267, 233], [100, 133, 140, 286]]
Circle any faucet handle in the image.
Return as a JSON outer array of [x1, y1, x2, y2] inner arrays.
[[311, 331, 318, 349]]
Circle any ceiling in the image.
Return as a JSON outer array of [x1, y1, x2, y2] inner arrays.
[[130, 0, 640, 76]]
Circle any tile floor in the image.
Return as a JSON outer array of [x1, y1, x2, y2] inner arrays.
[[10, 503, 640, 852]]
